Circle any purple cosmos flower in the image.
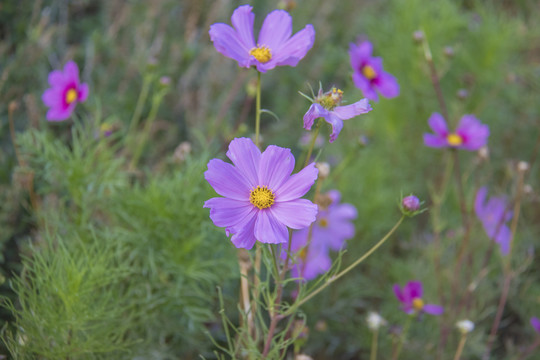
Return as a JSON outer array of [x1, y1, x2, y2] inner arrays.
[[423, 113, 489, 151], [349, 40, 399, 102], [209, 5, 315, 73], [393, 281, 443, 316], [531, 317, 540, 334], [283, 190, 357, 280], [303, 87, 372, 143], [42, 61, 89, 121], [204, 137, 318, 250], [475, 187, 513, 255]]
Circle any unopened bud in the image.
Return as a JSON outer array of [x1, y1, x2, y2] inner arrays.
[[413, 30, 424, 43], [456, 319, 474, 334], [444, 46, 454, 57], [518, 161, 529, 172], [478, 146, 489, 161], [402, 195, 420, 212], [159, 76, 171, 87], [316, 162, 330, 179], [457, 89, 469, 100], [295, 355, 313, 360]]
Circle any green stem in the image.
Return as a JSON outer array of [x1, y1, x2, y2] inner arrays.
[[453, 335, 467, 360], [255, 71, 261, 148], [304, 119, 322, 167], [128, 74, 152, 138], [284, 216, 404, 316], [392, 315, 413, 360], [371, 329, 379, 360]]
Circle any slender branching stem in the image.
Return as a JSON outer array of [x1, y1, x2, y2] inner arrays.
[[453, 335, 468, 360], [392, 315, 413, 360], [304, 119, 322, 168], [370, 329, 379, 360], [255, 71, 262, 148]]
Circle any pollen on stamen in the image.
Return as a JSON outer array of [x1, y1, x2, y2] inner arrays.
[[65, 88, 78, 104], [447, 133, 463, 146], [249, 45, 272, 63], [362, 65, 377, 80], [250, 185, 275, 209], [412, 297, 424, 311]]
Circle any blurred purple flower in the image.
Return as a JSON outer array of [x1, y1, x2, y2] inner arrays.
[[393, 281, 443, 316], [423, 113, 489, 151], [303, 87, 372, 143], [531, 317, 540, 334], [349, 40, 399, 102], [475, 187, 512, 255], [42, 61, 89, 121], [209, 5, 315, 73], [283, 190, 357, 280], [204, 137, 318, 250], [402, 195, 420, 212]]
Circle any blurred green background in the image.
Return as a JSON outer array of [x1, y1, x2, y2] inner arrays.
[[0, 0, 539, 359]]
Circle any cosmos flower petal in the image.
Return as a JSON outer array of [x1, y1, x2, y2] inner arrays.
[[495, 225, 511, 255], [393, 284, 406, 302], [349, 41, 373, 67], [42, 88, 61, 107], [428, 113, 448, 136], [259, 145, 295, 189], [424, 304, 444, 315], [352, 71, 379, 101], [423, 133, 449, 148], [457, 115, 489, 150], [230, 215, 258, 249], [333, 99, 372, 120], [209, 24, 252, 67], [48, 70, 64, 86], [376, 72, 400, 98], [275, 163, 318, 201], [230, 4, 256, 49], [325, 113, 344, 143], [407, 281, 423, 299], [258, 9, 292, 51], [302, 244, 332, 280], [205, 158, 252, 200], [332, 203, 358, 220], [46, 107, 72, 121], [226, 137, 261, 187], [64, 61, 80, 82], [530, 317, 540, 333], [303, 103, 326, 130], [78, 83, 89, 102], [255, 210, 288, 244], [271, 199, 318, 229], [204, 197, 255, 228], [271, 24, 315, 67], [474, 187, 488, 217]]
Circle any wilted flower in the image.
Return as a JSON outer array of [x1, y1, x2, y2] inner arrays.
[[393, 281, 443, 316], [204, 138, 318, 249], [209, 5, 315, 73], [284, 190, 357, 280], [42, 61, 89, 121], [367, 312, 387, 331], [349, 40, 400, 101], [423, 113, 489, 151], [303, 87, 372, 143], [475, 187, 512, 255], [456, 320, 475, 334], [531, 317, 540, 334]]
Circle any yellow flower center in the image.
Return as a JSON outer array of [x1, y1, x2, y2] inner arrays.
[[249, 45, 272, 63], [319, 218, 329, 228], [317, 87, 343, 110], [447, 133, 463, 146], [249, 186, 275, 209], [65, 88, 78, 104], [362, 65, 377, 80], [412, 297, 424, 311]]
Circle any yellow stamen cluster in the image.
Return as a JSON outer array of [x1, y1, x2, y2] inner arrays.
[[412, 297, 424, 312], [249, 185, 275, 209], [362, 65, 377, 80], [249, 45, 272, 63], [317, 87, 344, 111], [319, 218, 329, 228], [447, 133, 463, 146], [65, 88, 78, 104]]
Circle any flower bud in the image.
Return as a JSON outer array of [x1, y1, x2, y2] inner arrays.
[[413, 30, 424, 43], [315, 162, 330, 179], [367, 312, 386, 331], [518, 161, 529, 173], [444, 46, 454, 58], [456, 319, 474, 334], [457, 89, 469, 100], [402, 195, 420, 212]]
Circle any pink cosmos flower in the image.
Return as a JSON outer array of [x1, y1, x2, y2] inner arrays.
[[42, 61, 89, 121], [283, 190, 357, 280], [303, 87, 372, 143], [349, 40, 400, 102], [531, 317, 540, 334], [393, 281, 443, 316], [475, 187, 512, 255], [204, 138, 318, 250], [423, 113, 489, 151], [209, 5, 315, 73]]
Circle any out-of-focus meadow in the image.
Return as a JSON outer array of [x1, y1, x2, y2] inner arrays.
[[0, 0, 539, 359]]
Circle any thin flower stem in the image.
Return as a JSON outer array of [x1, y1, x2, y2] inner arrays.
[[255, 71, 262, 148], [283, 216, 404, 317], [422, 35, 449, 122], [392, 315, 413, 360], [516, 338, 540, 360], [304, 119, 322, 168], [370, 329, 379, 360], [483, 273, 512, 360], [127, 74, 152, 138], [453, 335, 468, 360]]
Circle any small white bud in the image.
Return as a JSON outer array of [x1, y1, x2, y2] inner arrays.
[[315, 162, 330, 179], [518, 161, 529, 172], [456, 319, 474, 334], [295, 355, 313, 360], [478, 146, 489, 160], [367, 312, 386, 331]]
